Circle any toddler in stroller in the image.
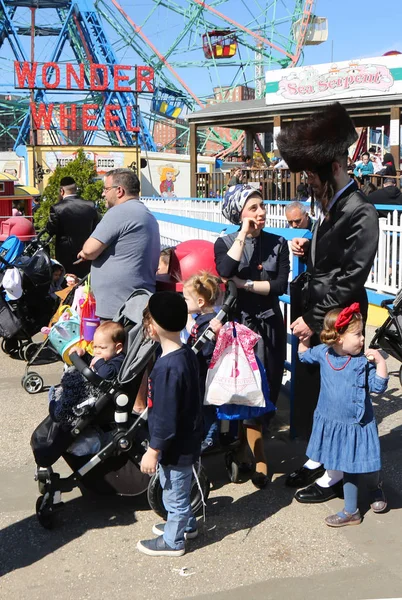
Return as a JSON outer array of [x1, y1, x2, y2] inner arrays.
[[48, 321, 126, 433], [31, 288, 211, 529]]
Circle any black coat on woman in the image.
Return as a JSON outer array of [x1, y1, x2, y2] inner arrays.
[[293, 180, 379, 436], [214, 230, 290, 405]]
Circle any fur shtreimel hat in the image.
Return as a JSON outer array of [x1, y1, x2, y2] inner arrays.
[[276, 102, 358, 173], [148, 291, 188, 333]]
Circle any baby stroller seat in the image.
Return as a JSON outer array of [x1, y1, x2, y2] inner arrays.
[[0, 232, 56, 359], [31, 288, 210, 529], [370, 288, 402, 385]]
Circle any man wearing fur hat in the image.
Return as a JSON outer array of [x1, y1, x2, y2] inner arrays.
[[276, 102, 379, 503]]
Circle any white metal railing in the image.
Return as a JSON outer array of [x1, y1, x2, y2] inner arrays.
[[144, 196, 402, 296]]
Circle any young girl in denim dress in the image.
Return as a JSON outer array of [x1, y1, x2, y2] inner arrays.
[[298, 303, 389, 527]]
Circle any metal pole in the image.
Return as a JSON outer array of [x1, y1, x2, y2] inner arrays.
[[30, 6, 37, 188]]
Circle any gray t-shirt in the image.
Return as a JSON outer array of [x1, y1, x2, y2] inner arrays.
[[90, 199, 160, 319]]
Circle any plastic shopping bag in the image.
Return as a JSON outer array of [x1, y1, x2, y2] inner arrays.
[[217, 357, 276, 420], [204, 322, 265, 408]]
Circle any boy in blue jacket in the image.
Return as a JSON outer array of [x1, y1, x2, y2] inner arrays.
[[137, 291, 202, 557]]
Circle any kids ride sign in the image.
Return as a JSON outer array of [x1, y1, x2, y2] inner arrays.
[[14, 61, 154, 132], [265, 54, 402, 105]]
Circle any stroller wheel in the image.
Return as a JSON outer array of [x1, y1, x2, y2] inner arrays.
[[35, 496, 54, 529], [147, 463, 210, 520], [24, 342, 39, 363], [399, 365, 402, 388], [1, 338, 20, 357], [225, 452, 240, 483], [22, 372, 44, 394]]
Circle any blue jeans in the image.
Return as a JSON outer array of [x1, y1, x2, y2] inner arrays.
[[203, 405, 219, 444], [158, 463, 197, 550]]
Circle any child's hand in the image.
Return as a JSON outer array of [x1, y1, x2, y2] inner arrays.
[[209, 318, 222, 335], [69, 345, 84, 357], [365, 349, 385, 365], [365, 349, 388, 379], [298, 338, 310, 353], [140, 447, 159, 474]]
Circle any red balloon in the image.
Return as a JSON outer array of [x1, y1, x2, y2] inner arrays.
[[157, 239, 219, 292]]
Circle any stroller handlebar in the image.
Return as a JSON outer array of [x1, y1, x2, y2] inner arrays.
[[69, 352, 103, 386]]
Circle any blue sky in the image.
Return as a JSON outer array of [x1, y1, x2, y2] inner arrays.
[[302, 2, 402, 66], [1, 0, 401, 106]]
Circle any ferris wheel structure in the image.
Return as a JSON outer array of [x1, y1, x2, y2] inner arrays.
[[0, 0, 327, 154]]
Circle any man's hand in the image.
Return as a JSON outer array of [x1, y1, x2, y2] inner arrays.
[[291, 316, 313, 341], [76, 250, 87, 261], [291, 237, 310, 257], [140, 447, 159, 475]]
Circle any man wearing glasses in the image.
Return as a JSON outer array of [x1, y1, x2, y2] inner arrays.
[[77, 168, 160, 320], [276, 102, 379, 504], [285, 201, 314, 231]]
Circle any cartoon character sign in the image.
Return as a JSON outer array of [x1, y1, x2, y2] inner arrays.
[[158, 164, 179, 197]]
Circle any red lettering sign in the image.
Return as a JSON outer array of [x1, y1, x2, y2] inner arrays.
[[30, 102, 54, 129], [136, 66, 154, 92], [15, 61, 37, 88], [113, 65, 131, 92], [82, 104, 99, 131], [66, 63, 85, 90], [59, 104, 77, 130], [90, 64, 109, 91], [105, 105, 120, 131], [42, 62, 60, 89], [126, 106, 140, 132]]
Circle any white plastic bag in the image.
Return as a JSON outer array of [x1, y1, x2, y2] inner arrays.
[[204, 322, 265, 407]]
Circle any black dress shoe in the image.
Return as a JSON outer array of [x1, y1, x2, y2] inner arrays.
[[285, 465, 325, 488], [294, 481, 343, 504]]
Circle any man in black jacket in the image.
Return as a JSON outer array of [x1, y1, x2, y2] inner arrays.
[[46, 176, 100, 278], [368, 178, 402, 218], [276, 102, 379, 503]]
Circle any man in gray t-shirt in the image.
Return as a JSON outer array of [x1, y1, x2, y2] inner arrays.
[[78, 169, 160, 319]]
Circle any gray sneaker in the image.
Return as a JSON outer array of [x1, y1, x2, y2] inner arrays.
[[152, 522, 198, 540], [325, 509, 362, 527], [137, 536, 185, 557]]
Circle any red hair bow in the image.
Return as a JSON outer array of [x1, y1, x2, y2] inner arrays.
[[335, 302, 361, 330]]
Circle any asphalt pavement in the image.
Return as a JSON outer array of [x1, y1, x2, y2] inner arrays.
[[1, 326, 402, 600]]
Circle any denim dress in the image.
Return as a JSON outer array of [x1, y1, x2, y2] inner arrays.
[[299, 345, 388, 473]]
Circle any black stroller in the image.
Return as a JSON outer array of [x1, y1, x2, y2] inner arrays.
[[0, 232, 56, 363], [30, 284, 237, 529], [370, 288, 402, 385]]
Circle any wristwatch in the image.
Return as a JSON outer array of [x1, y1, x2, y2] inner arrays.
[[243, 279, 254, 292]]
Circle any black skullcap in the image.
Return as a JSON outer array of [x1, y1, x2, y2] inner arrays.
[[148, 291, 188, 332], [60, 176, 76, 187]]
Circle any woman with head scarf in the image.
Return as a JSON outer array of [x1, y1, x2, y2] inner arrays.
[[214, 184, 290, 488]]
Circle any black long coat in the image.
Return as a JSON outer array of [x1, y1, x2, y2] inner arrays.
[[46, 195, 100, 278], [303, 182, 379, 333], [293, 181, 379, 437]]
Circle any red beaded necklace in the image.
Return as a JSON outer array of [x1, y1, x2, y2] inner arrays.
[[326, 351, 351, 371]]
